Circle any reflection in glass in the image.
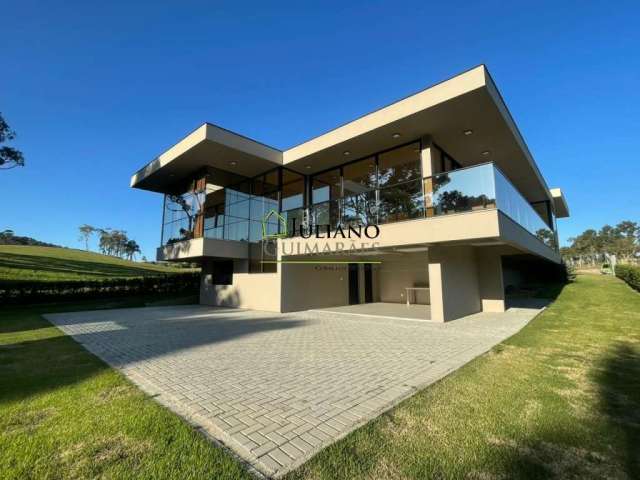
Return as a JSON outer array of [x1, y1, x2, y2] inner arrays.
[[429, 163, 496, 216], [378, 142, 421, 188], [378, 178, 424, 224], [494, 169, 556, 249], [163, 191, 201, 244], [312, 169, 340, 204], [342, 191, 377, 227], [281, 169, 304, 212], [311, 200, 341, 231], [342, 157, 376, 196]]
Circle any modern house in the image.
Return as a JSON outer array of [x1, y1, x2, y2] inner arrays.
[[131, 65, 569, 321]]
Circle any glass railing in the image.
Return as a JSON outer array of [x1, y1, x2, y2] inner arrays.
[[426, 163, 497, 216], [165, 163, 557, 252], [426, 164, 555, 249], [493, 168, 557, 250]]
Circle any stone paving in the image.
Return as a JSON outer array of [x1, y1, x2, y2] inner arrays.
[[45, 304, 543, 478]]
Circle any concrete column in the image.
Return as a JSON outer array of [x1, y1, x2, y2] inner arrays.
[[477, 248, 506, 312], [420, 135, 435, 177], [420, 135, 436, 218], [428, 246, 481, 322]]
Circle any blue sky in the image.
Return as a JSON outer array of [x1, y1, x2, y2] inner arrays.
[[2, 1, 639, 259]]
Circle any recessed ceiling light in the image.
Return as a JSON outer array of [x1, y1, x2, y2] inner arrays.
[[463, 129, 473, 136], [305, 165, 311, 169], [392, 132, 401, 139], [343, 150, 351, 156], [229, 161, 237, 166], [481, 150, 490, 156]]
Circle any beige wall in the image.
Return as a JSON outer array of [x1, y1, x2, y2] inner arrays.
[[159, 237, 249, 262], [200, 259, 281, 312], [476, 247, 506, 312], [278, 209, 501, 255], [195, 242, 509, 322], [498, 212, 561, 264], [378, 253, 429, 304], [280, 260, 349, 312], [428, 246, 480, 322], [428, 245, 508, 321]]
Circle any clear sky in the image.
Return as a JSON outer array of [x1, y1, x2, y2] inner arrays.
[[2, 1, 639, 259]]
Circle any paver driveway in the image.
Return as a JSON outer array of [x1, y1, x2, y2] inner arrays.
[[45, 305, 543, 478]]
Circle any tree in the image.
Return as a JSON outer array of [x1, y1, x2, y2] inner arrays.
[[0, 113, 25, 170], [562, 220, 639, 265], [124, 240, 141, 261], [78, 224, 95, 251], [97, 228, 113, 255]]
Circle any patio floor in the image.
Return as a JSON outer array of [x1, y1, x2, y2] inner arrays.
[[45, 303, 544, 478], [312, 302, 431, 321]]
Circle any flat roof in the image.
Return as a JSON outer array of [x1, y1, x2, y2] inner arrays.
[[550, 188, 570, 218], [130, 65, 560, 207]]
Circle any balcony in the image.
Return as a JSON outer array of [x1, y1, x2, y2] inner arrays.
[[284, 163, 556, 252], [159, 163, 557, 258]]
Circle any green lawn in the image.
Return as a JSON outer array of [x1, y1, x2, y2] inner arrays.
[[1, 275, 638, 479], [286, 274, 640, 480], [0, 245, 195, 282], [0, 295, 249, 480]]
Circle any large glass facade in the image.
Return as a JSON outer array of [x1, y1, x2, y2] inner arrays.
[[162, 189, 203, 244], [160, 141, 558, 260]]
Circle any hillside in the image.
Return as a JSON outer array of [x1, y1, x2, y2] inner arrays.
[[0, 246, 196, 282]]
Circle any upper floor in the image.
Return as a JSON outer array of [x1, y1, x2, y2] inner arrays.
[[130, 65, 569, 265]]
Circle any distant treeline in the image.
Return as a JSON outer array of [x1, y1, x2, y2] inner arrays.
[[0, 230, 61, 247], [561, 220, 639, 265], [78, 224, 141, 261]]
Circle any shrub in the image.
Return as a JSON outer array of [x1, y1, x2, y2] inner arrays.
[[0, 272, 200, 304], [615, 264, 640, 292]]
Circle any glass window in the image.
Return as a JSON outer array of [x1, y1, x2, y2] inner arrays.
[[342, 157, 376, 197], [249, 192, 278, 223], [312, 168, 340, 204], [281, 169, 304, 211], [431, 147, 443, 175], [378, 142, 421, 188], [162, 192, 199, 243]]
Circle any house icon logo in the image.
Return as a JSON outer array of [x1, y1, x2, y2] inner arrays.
[[262, 209, 288, 239]]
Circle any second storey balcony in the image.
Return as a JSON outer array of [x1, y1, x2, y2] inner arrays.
[[158, 162, 559, 263]]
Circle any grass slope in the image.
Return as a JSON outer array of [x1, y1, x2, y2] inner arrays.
[[0, 245, 193, 282], [0, 275, 638, 479]]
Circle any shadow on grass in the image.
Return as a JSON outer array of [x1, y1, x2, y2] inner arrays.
[[0, 335, 109, 405], [506, 282, 566, 309], [596, 342, 640, 478], [495, 342, 640, 479]]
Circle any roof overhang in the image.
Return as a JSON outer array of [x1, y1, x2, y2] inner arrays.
[[130, 123, 283, 193], [550, 188, 570, 218], [282, 65, 552, 204], [131, 65, 554, 204]]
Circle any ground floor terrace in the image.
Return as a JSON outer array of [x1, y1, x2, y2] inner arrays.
[[199, 243, 556, 322], [45, 302, 544, 478]]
